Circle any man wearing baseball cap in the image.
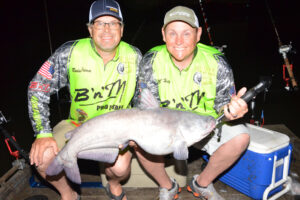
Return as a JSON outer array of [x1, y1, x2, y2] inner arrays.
[[28, 0, 143, 199], [135, 6, 250, 199]]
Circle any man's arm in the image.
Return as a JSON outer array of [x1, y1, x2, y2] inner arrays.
[[133, 51, 161, 107], [28, 41, 76, 166], [214, 54, 248, 120], [130, 45, 143, 107], [27, 41, 74, 137]]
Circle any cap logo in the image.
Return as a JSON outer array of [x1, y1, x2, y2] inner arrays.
[[107, 6, 118, 13], [170, 11, 190, 18]]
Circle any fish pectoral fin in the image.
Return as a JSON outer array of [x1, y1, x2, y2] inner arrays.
[[78, 148, 119, 163], [173, 140, 189, 160], [64, 130, 75, 140]]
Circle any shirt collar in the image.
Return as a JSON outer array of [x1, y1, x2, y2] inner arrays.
[[90, 38, 120, 62]]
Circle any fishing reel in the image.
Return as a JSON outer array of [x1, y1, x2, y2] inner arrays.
[[279, 42, 298, 91], [279, 43, 292, 55], [214, 45, 227, 53], [279, 42, 296, 58], [0, 111, 8, 125]]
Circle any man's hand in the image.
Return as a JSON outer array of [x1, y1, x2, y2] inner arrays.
[[118, 141, 138, 150], [224, 87, 248, 120], [29, 137, 58, 167]]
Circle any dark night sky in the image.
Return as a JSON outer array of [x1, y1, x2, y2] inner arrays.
[[0, 0, 299, 176]]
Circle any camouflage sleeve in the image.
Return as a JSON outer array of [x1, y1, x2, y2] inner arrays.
[[213, 54, 236, 113], [27, 41, 75, 137], [133, 51, 160, 107], [130, 45, 143, 107]]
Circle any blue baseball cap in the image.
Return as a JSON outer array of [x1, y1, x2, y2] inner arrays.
[[89, 0, 123, 23]]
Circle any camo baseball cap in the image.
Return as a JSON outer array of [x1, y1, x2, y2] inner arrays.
[[89, 0, 123, 23], [163, 6, 199, 28]]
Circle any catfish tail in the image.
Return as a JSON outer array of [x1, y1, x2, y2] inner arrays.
[[63, 162, 81, 184], [46, 156, 81, 184]]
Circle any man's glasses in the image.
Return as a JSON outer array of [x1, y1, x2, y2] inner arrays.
[[92, 21, 122, 30]]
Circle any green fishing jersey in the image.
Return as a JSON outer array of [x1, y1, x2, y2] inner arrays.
[[135, 43, 236, 119], [28, 38, 142, 136], [68, 39, 139, 123]]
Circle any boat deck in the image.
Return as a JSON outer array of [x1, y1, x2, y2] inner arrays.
[[2, 124, 300, 200]]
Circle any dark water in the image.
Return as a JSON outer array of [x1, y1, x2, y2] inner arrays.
[[0, 0, 299, 177]]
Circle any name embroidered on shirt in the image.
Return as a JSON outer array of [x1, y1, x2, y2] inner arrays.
[[72, 68, 92, 73]]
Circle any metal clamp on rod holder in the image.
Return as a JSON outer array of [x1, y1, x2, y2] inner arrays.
[[0, 111, 30, 162]]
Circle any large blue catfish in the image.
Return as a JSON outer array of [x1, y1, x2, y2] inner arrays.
[[46, 89, 216, 184]]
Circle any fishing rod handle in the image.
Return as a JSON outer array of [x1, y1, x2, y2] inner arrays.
[[240, 80, 271, 102], [283, 58, 298, 90], [216, 79, 271, 124]]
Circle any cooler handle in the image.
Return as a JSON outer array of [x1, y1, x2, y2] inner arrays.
[[262, 149, 292, 200]]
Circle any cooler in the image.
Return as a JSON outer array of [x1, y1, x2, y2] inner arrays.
[[204, 123, 292, 200]]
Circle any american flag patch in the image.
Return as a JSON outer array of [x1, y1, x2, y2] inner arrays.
[[38, 61, 54, 80], [140, 82, 147, 89]]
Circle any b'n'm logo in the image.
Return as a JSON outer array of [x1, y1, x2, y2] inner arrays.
[[193, 72, 202, 86], [117, 63, 125, 75]]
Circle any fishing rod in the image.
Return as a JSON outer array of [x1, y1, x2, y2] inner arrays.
[[198, 0, 227, 52], [249, 77, 271, 126], [216, 78, 272, 124], [0, 112, 50, 198], [199, 0, 214, 46], [216, 78, 272, 141], [43, 0, 63, 119], [264, 0, 298, 91], [43, 0, 53, 55]]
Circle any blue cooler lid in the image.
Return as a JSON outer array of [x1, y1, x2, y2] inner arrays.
[[245, 123, 290, 154]]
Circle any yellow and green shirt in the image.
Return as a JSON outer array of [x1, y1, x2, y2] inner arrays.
[[28, 38, 142, 137], [135, 43, 236, 119]]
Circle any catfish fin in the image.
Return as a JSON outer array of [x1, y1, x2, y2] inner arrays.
[[46, 155, 81, 184], [78, 148, 119, 163], [139, 88, 160, 109], [173, 140, 189, 160], [64, 163, 81, 184], [65, 130, 75, 140]]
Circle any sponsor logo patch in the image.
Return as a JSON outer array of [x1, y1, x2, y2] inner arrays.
[[170, 11, 190, 17], [193, 72, 202, 86], [107, 6, 118, 13], [29, 82, 50, 93], [117, 63, 125, 75]]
